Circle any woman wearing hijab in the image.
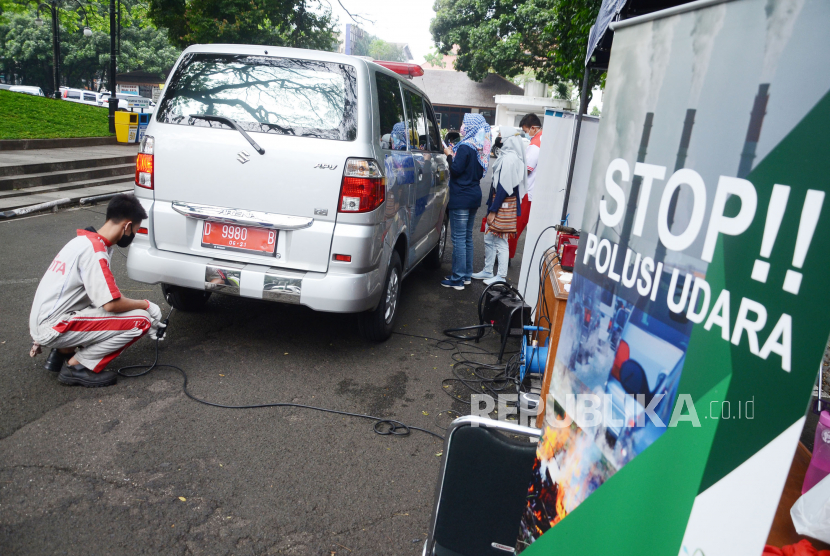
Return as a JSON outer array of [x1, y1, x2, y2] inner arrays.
[[473, 128, 527, 285], [441, 113, 491, 290]]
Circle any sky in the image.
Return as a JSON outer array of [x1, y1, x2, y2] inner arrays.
[[326, 0, 438, 63]]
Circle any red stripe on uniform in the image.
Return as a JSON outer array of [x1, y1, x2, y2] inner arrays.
[[93, 332, 147, 372], [52, 315, 151, 334], [98, 258, 121, 300]]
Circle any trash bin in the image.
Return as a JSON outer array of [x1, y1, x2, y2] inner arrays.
[[114, 112, 138, 144], [137, 113, 151, 143]]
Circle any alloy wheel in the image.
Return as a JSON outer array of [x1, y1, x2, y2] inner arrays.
[[384, 269, 400, 324]]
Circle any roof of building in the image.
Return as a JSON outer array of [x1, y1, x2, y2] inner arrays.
[[410, 70, 523, 109]]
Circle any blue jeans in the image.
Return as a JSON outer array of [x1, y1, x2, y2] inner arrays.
[[449, 208, 477, 282]]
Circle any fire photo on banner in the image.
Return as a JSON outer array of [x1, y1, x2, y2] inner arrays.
[[517, 0, 830, 554]]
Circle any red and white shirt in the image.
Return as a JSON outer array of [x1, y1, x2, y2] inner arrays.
[[525, 129, 543, 202], [29, 230, 121, 342]]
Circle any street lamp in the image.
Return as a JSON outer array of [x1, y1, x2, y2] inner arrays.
[[35, 0, 93, 99]]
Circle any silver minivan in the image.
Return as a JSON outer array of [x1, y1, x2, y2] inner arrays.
[[127, 44, 449, 341]]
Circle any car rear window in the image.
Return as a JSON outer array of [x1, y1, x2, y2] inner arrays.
[[157, 53, 357, 141]]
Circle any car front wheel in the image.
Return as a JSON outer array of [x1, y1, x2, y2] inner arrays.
[[358, 251, 402, 342]]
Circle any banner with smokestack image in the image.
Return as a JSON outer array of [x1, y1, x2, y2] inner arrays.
[[518, 0, 830, 554]]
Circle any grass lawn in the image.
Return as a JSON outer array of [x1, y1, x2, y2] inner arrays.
[[0, 90, 113, 140]]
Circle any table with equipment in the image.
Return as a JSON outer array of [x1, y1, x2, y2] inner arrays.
[[533, 251, 571, 428]]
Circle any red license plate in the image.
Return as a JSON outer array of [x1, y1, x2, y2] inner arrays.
[[201, 222, 277, 255]]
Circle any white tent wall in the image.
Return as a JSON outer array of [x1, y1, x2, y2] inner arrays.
[[518, 111, 599, 311]]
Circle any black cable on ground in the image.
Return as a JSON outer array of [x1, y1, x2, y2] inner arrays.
[[117, 323, 445, 441], [395, 329, 523, 406]]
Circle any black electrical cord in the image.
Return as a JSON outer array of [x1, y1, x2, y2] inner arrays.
[[117, 314, 445, 441], [394, 329, 522, 405]]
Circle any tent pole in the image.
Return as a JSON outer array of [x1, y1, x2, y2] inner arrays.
[[560, 66, 591, 225]]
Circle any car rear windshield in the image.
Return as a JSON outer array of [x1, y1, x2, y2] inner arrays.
[[156, 53, 357, 141]]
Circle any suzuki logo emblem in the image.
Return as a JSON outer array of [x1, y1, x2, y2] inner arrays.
[[237, 151, 251, 164]]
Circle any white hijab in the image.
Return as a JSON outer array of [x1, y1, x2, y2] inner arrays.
[[492, 129, 527, 199]]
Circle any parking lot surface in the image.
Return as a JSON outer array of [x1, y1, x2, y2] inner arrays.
[[0, 182, 526, 555]]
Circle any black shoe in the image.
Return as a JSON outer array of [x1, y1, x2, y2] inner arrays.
[[57, 363, 117, 388], [44, 349, 70, 373]]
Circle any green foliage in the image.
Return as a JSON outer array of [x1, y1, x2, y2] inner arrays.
[[350, 28, 373, 57], [431, 0, 604, 93], [0, 1, 181, 94], [0, 89, 111, 138], [347, 28, 407, 62], [590, 105, 600, 116], [423, 46, 446, 68], [147, 0, 337, 50], [552, 80, 576, 101], [367, 39, 406, 62]]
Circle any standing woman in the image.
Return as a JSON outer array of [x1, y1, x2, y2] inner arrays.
[[441, 114, 491, 290], [473, 128, 527, 285]]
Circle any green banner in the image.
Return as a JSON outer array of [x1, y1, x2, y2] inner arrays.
[[519, 0, 830, 554]]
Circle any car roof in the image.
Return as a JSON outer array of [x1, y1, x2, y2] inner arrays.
[[179, 44, 430, 100]]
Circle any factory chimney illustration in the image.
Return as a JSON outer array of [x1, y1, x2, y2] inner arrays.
[[654, 108, 697, 266], [738, 83, 770, 179]]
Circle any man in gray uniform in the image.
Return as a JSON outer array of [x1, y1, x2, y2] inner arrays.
[[29, 194, 162, 387]]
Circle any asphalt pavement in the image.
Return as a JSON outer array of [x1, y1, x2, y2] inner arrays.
[[0, 171, 528, 555]]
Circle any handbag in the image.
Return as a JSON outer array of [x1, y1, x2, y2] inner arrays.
[[487, 196, 518, 237]]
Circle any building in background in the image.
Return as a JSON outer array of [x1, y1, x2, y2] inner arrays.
[[493, 93, 573, 127], [411, 70, 523, 129], [338, 24, 366, 55]]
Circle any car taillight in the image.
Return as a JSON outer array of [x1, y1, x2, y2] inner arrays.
[[338, 159, 385, 213], [135, 135, 154, 189], [611, 340, 629, 380], [137, 227, 148, 235]]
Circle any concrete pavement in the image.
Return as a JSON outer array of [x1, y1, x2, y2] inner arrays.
[[0, 178, 528, 555]]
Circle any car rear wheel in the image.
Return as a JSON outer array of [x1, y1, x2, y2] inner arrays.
[[358, 251, 402, 342], [161, 284, 211, 312], [423, 215, 447, 270]]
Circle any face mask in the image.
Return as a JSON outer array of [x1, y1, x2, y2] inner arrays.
[[116, 224, 135, 248]]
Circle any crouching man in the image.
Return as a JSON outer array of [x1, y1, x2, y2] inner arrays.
[[29, 194, 162, 387]]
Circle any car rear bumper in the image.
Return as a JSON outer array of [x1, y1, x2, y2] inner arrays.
[[126, 243, 384, 313]]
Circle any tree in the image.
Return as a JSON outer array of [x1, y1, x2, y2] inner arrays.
[[367, 39, 406, 62], [431, 0, 603, 104], [1, 0, 180, 93], [147, 0, 337, 51], [423, 46, 445, 68]]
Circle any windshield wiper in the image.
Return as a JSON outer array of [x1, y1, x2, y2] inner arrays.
[[188, 114, 265, 155]]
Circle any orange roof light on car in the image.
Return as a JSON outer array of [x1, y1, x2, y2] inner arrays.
[[374, 61, 425, 78]]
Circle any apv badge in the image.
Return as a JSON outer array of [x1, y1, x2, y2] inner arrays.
[[313, 163, 338, 170]]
